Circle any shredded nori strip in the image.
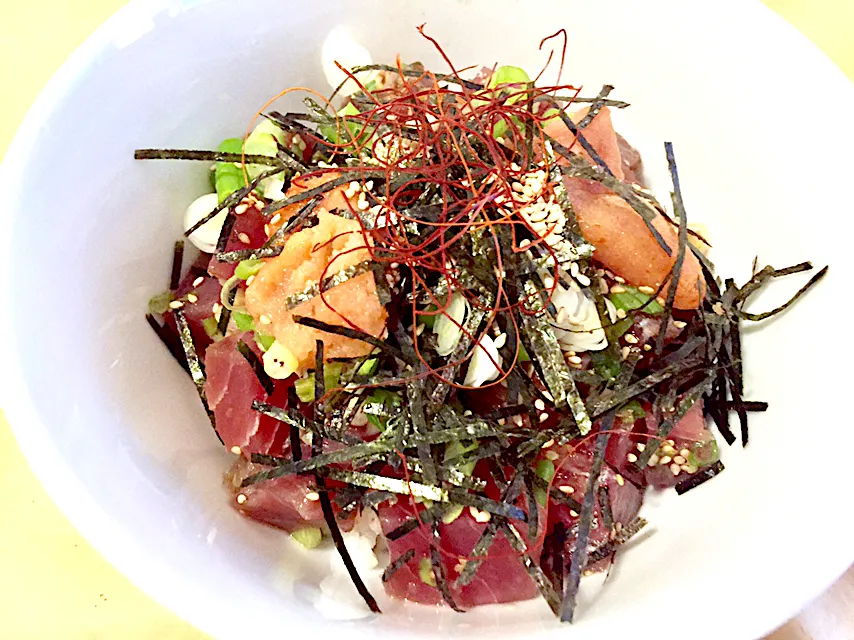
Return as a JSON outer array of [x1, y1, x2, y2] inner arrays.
[[385, 504, 443, 541], [216, 286, 235, 337], [173, 309, 221, 444], [585, 516, 649, 565], [292, 315, 415, 365], [170, 241, 184, 291], [737, 266, 828, 322], [283, 261, 374, 311], [635, 381, 710, 468], [675, 460, 725, 495], [145, 314, 191, 374], [597, 484, 614, 534], [263, 195, 321, 248], [134, 148, 285, 167], [215, 245, 284, 263], [236, 340, 274, 396], [261, 171, 385, 217], [560, 413, 614, 623], [430, 520, 464, 612], [576, 85, 615, 129], [381, 548, 416, 583], [500, 521, 561, 613]]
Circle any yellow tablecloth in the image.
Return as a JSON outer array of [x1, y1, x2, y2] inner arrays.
[[0, 1, 851, 638]]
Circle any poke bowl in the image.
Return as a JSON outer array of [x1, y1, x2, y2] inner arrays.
[[2, 1, 854, 639]]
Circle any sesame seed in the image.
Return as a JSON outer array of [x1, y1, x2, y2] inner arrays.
[[627, 453, 638, 463], [259, 314, 272, 325], [569, 510, 579, 518], [558, 485, 575, 494], [512, 415, 524, 427], [416, 323, 425, 336], [238, 232, 251, 244], [648, 454, 660, 466], [576, 274, 591, 287], [545, 450, 559, 461], [539, 412, 550, 423], [680, 448, 691, 458], [610, 284, 626, 294], [192, 276, 205, 287], [541, 439, 555, 449], [636, 443, 646, 452], [616, 308, 627, 319], [613, 275, 626, 284], [543, 276, 555, 289], [270, 213, 281, 225], [637, 285, 655, 294], [666, 439, 676, 446], [673, 456, 687, 465], [673, 320, 687, 329], [365, 180, 374, 190], [475, 511, 492, 523], [168, 300, 184, 309], [305, 491, 320, 501], [187, 293, 199, 303], [236, 494, 247, 504], [670, 464, 681, 476], [643, 344, 652, 351], [712, 302, 726, 316], [661, 445, 677, 456], [624, 334, 639, 344], [616, 474, 625, 486], [230, 446, 242, 455], [567, 355, 583, 365], [493, 332, 507, 348], [212, 303, 222, 314], [245, 275, 255, 286], [235, 204, 248, 215], [357, 198, 370, 211], [657, 296, 666, 306], [659, 455, 672, 465], [620, 346, 631, 360], [682, 464, 698, 474], [535, 399, 546, 411]]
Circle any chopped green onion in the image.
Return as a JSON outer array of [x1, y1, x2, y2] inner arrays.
[[535, 459, 555, 483], [202, 316, 220, 340], [617, 400, 646, 422], [233, 312, 255, 332], [418, 557, 436, 587], [357, 357, 379, 376], [689, 438, 720, 468], [291, 527, 323, 549], [294, 362, 345, 403], [488, 65, 531, 89], [609, 285, 664, 315], [235, 259, 264, 280], [254, 332, 275, 352], [441, 504, 465, 524], [588, 350, 622, 382], [444, 439, 478, 476], [363, 389, 403, 431], [319, 102, 374, 150], [148, 290, 174, 315], [215, 138, 245, 203], [518, 342, 531, 362]]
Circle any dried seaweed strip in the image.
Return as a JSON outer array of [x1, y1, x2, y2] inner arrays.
[[173, 309, 221, 444], [585, 516, 648, 565], [591, 358, 701, 418], [385, 504, 443, 541], [169, 241, 184, 291], [236, 340, 275, 396], [524, 475, 539, 541], [292, 315, 415, 365], [501, 521, 561, 613], [134, 148, 285, 167], [145, 314, 191, 375], [576, 85, 615, 129], [215, 245, 284, 263], [635, 380, 711, 468], [284, 261, 374, 311], [557, 110, 614, 177], [430, 520, 464, 612], [560, 413, 613, 623], [216, 286, 235, 337], [654, 142, 689, 356], [261, 171, 385, 217], [738, 266, 828, 322], [382, 548, 416, 582], [675, 460, 725, 495], [455, 520, 500, 587], [596, 484, 614, 534], [263, 195, 321, 249]]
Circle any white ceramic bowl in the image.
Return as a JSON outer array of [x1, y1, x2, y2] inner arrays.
[[3, 1, 853, 638]]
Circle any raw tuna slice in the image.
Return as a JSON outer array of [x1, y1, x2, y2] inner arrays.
[[616, 132, 644, 186], [205, 333, 292, 454], [379, 493, 542, 608], [208, 205, 270, 281]]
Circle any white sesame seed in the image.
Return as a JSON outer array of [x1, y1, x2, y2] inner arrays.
[[624, 334, 639, 344], [558, 485, 575, 494], [305, 491, 320, 502], [230, 446, 242, 455], [569, 510, 579, 518], [661, 445, 677, 456], [475, 511, 492, 523], [187, 293, 199, 303], [627, 453, 638, 463], [610, 284, 626, 294], [670, 464, 681, 476], [648, 454, 660, 466], [567, 355, 583, 365], [576, 274, 592, 287], [212, 302, 222, 314], [259, 314, 272, 325], [673, 320, 687, 329], [637, 285, 655, 294], [192, 276, 205, 287], [620, 346, 631, 360], [535, 399, 546, 411], [238, 232, 251, 244], [357, 198, 370, 211], [541, 439, 555, 449], [673, 456, 687, 465], [616, 474, 625, 486], [493, 332, 507, 348], [168, 300, 184, 309], [613, 275, 626, 284], [236, 494, 247, 504], [235, 204, 248, 215], [666, 439, 676, 446], [545, 450, 559, 461], [512, 415, 524, 427], [616, 308, 627, 320], [245, 275, 255, 286], [659, 455, 672, 465], [643, 344, 652, 351], [680, 448, 691, 458], [682, 464, 698, 474], [365, 180, 374, 190], [270, 213, 281, 225], [543, 276, 555, 289], [539, 412, 550, 423], [636, 443, 646, 452]]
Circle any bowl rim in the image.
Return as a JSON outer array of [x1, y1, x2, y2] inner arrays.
[[1, 1, 853, 639]]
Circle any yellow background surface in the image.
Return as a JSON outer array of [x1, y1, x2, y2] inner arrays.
[[0, 1, 851, 638]]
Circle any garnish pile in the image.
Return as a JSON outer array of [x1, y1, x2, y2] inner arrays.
[[139, 29, 826, 621]]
